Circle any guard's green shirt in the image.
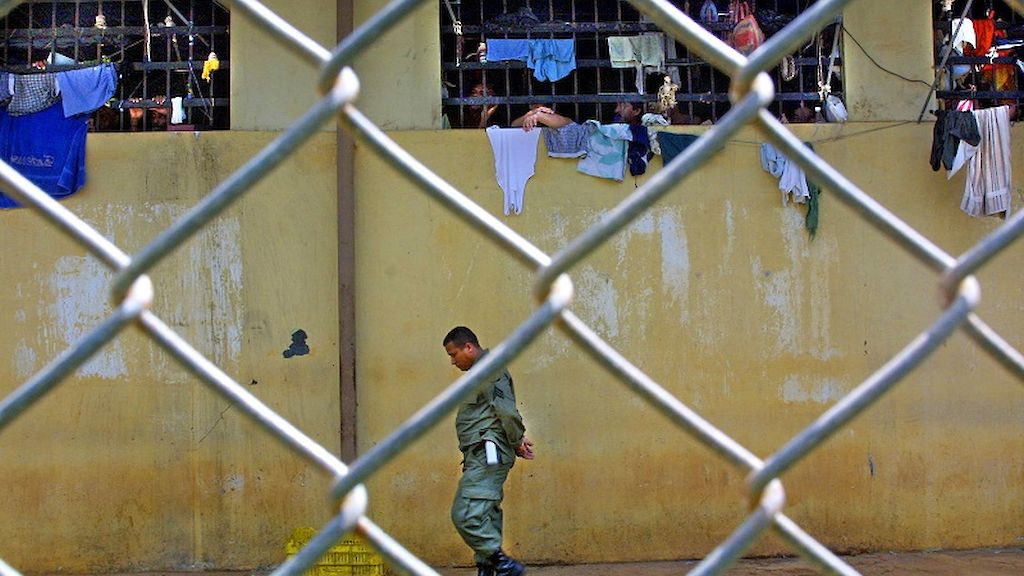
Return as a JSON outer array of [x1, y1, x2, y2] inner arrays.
[[455, 353, 525, 458]]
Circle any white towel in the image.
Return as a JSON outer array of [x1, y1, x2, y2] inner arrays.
[[170, 96, 185, 124]]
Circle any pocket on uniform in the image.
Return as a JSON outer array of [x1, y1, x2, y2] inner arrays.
[[461, 485, 503, 500]]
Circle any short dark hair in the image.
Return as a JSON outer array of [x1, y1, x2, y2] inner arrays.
[[443, 326, 479, 348]]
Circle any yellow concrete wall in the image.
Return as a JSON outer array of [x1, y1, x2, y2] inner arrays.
[[843, 0, 938, 121], [354, 124, 1024, 564], [351, 0, 441, 130], [0, 131, 341, 571], [0, 1, 345, 571], [231, 0, 338, 130]]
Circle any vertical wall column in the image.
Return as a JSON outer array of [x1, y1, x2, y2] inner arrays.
[[338, 0, 358, 462]]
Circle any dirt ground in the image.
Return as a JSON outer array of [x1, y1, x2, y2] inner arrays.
[[435, 547, 1024, 575]]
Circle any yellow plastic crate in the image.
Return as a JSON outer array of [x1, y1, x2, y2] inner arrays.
[[285, 527, 389, 576]]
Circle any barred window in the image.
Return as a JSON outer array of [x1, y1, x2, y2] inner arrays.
[[933, 1, 1023, 115], [1, 1, 229, 131], [440, 0, 843, 128]]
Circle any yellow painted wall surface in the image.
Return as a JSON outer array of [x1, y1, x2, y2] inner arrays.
[[2, 0, 1023, 572], [354, 124, 1024, 565], [351, 0, 441, 130], [843, 1, 937, 121], [0, 131, 341, 571], [231, 0, 337, 130]]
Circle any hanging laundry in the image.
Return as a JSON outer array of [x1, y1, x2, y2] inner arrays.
[[759, 142, 822, 236], [527, 39, 576, 82], [929, 110, 980, 172], [577, 120, 632, 181], [660, 133, 700, 165], [641, 113, 670, 156], [627, 124, 650, 176], [486, 126, 542, 215], [761, 142, 807, 203], [486, 39, 530, 62], [608, 34, 666, 93], [949, 18, 976, 56], [56, 63, 118, 117], [0, 102, 89, 208], [9, 73, 59, 116], [542, 122, 588, 158], [965, 14, 994, 57], [961, 105, 1012, 218], [202, 52, 220, 82], [171, 97, 186, 124]]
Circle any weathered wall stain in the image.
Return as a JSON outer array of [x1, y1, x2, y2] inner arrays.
[[283, 329, 310, 358], [45, 255, 128, 379]]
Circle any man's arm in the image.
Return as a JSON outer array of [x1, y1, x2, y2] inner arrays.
[[511, 106, 573, 131], [490, 373, 527, 452]]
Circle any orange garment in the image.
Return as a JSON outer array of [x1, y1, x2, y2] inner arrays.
[[965, 17, 994, 57]]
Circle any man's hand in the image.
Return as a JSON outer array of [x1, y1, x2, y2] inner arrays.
[[515, 435, 535, 460]]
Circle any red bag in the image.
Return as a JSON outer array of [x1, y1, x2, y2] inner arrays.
[[730, 2, 765, 56]]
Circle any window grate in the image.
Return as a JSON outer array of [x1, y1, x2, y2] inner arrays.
[[441, 0, 843, 127], [0, 1, 230, 131]]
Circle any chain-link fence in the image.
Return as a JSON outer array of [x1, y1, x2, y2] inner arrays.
[[1, 0, 1022, 574]]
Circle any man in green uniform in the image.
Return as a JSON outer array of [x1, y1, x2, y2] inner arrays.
[[443, 326, 534, 576]]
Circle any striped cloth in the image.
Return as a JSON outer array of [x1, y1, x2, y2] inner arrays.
[[961, 106, 1012, 217]]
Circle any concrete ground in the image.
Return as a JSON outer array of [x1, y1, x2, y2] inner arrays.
[[436, 547, 1024, 575]]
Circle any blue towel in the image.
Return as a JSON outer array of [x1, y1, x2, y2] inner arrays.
[[0, 103, 89, 208], [57, 63, 118, 117], [527, 39, 576, 82], [487, 39, 530, 61]]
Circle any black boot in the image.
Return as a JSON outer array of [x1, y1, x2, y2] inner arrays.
[[488, 550, 525, 576], [476, 562, 494, 576]]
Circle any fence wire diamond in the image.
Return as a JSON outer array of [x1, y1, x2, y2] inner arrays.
[[0, 0, 1021, 575]]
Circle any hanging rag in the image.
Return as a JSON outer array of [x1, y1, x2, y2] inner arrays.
[[949, 18, 976, 56], [486, 39, 530, 62], [627, 124, 650, 176], [171, 97, 185, 124], [202, 52, 220, 82], [9, 73, 59, 116], [659, 133, 699, 166], [760, 141, 787, 177], [542, 122, 588, 158], [527, 39, 576, 82], [486, 126, 542, 215], [641, 113, 670, 156], [608, 35, 665, 93], [57, 63, 118, 117], [930, 110, 980, 172], [577, 120, 632, 181], [0, 103, 89, 208], [760, 142, 809, 205], [961, 105, 1012, 217]]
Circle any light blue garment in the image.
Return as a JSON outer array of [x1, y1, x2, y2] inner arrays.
[[577, 120, 632, 181], [527, 39, 576, 82], [487, 39, 530, 61], [760, 142, 786, 177], [57, 63, 117, 117]]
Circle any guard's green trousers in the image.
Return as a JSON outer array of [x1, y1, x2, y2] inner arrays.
[[451, 446, 514, 565]]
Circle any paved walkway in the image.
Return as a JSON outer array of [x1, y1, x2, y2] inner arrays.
[[437, 548, 1024, 575]]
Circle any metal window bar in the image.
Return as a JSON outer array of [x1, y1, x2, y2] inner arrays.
[[440, 0, 844, 127], [931, 1, 1024, 112], [0, 1, 229, 131], [0, 0, 1021, 575]]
